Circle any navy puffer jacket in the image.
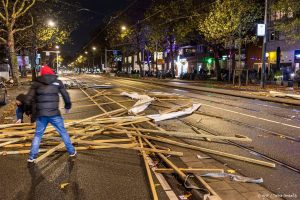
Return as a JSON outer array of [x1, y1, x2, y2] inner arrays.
[[26, 75, 71, 117]]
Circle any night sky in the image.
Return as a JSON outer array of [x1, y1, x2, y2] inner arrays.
[[63, 0, 131, 57]]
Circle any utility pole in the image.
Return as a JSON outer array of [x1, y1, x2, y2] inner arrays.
[[100, 53, 103, 71], [56, 51, 59, 73], [105, 48, 107, 69], [261, 0, 268, 88]]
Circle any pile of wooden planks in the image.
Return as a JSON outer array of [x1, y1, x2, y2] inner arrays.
[[0, 82, 276, 200]]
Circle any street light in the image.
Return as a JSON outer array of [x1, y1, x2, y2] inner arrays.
[[55, 45, 60, 49], [85, 51, 88, 55], [48, 20, 56, 27], [121, 26, 127, 31], [92, 47, 97, 72], [56, 50, 60, 73], [260, 0, 268, 88]]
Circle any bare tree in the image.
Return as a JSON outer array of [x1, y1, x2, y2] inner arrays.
[[0, 0, 36, 84]]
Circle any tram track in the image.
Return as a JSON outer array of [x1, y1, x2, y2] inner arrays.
[[178, 118, 300, 174], [73, 75, 300, 198]]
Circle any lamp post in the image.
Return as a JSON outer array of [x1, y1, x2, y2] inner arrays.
[[261, 0, 268, 88], [55, 45, 60, 73], [92, 46, 96, 73], [85, 51, 89, 71]]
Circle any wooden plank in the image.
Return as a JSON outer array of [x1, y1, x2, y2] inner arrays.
[[0, 149, 48, 155], [106, 126, 275, 168], [196, 175, 222, 200], [75, 144, 137, 150], [154, 168, 224, 174], [143, 138, 187, 178], [0, 123, 31, 129], [80, 88, 111, 117], [0, 109, 125, 139], [73, 139, 183, 156], [140, 135, 276, 168], [0, 137, 27, 147], [138, 135, 158, 200], [115, 126, 252, 142]]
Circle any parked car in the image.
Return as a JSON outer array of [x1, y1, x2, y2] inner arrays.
[[0, 63, 10, 81], [0, 81, 7, 105]]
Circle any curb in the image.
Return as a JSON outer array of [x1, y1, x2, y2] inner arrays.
[[118, 77, 300, 106]]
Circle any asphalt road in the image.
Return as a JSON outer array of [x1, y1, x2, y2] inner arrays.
[[0, 80, 173, 200], [1, 74, 299, 200], [80, 75, 300, 199]]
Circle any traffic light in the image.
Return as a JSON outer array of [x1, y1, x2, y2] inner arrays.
[[207, 58, 213, 64]]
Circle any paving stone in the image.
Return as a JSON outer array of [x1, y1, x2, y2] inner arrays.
[[184, 161, 205, 168], [240, 183, 266, 192], [180, 155, 198, 163], [217, 189, 247, 200], [208, 181, 233, 191], [229, 182, 249, 193], [201, 159, 218, 164], [202, 177, 222, 183]]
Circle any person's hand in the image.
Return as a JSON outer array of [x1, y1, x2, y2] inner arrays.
[[16, 119, 22, 124], [65, 109, 70, 114]]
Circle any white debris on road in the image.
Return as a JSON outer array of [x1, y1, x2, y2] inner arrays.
[[121, 92, 155, 114], [148, 91, 181, 96], [147, 103, 201, 122], [201, 173, 263, 184], [269, 91, 300, 100]]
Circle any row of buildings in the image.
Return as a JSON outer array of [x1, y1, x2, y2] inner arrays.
[[102, 7, 299, 83], [117, 34, 299, 82]]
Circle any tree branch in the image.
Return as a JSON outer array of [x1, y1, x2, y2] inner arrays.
[[0, 0, 7, 22], [0, 28, 7, 33], [13, 15, 34, 33], [14, 0, 26, 18], [13, 0, 21, 15], [16, 0, 36, 18], [0, 12, 6, 22], [4, 0, 9, 19], [0, 36, 7, 44]]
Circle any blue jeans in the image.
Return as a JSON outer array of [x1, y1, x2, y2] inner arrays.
[[16, 107, 24, 122], [29, 115, 75, 159]]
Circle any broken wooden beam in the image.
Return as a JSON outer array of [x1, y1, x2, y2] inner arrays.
[[73, 139, 183, 156], [115, 126, 252, 142], [154, 168, 224, 174]]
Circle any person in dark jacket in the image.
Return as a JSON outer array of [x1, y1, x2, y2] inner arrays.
[[15, 94, 36, 123], [25, 65, 76, 163]]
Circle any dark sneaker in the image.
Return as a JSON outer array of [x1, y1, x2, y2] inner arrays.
[[70, 151, 77, 157], [27, 158, 36, 163]]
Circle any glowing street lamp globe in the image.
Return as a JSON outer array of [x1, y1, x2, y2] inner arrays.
[[48, 20, 56, 27]]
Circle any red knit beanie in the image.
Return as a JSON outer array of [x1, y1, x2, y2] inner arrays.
[[41, 65, 55, 76]]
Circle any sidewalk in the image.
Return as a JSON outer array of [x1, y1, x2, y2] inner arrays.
[[174, 144, 283, 200], [0, 77, 32, 124], [118, 77, 300, 106], [149, 78, 299, 94]]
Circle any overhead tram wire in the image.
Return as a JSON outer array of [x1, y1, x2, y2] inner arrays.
[[83, 0, 138, 49], [124, 0, 217, 31], [55, 0, 109, 16], [79, 0, 216, 54]]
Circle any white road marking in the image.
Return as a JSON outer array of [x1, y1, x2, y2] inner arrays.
[[83, 76, 300, 130], [203, 103, 300, 130]]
